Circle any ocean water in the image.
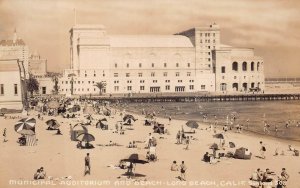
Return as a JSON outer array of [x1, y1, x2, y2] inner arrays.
[[116, 101, 300, 141]]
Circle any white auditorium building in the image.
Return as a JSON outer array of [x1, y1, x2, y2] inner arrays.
[[59, 23, 264, 95]]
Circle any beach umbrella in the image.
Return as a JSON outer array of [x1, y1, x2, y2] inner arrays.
[[77, 133, 95, 142], [73, 124, 88, 133], [153, 124, 164, 134], [145, 114, 154, 119], [186, 120, 199, 129], [213, 133, 225, 139], [96, 118, 108, 129], [209, 143, 219, 150], [121, 153, 148, 164], [14, 117, 36, 135], [103, 108, 111, 116], [46, 119, 60, 129], [48, 101, 60, 109], [123, 114, 136, 122]]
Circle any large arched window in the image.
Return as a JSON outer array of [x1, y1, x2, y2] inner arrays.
[[251, 62, 255, 71], [232, 83, 238, 91], [232, 62, 238, 71], [242, 62, 247, 71], [257, 62, 260, 71], [243, 83, 248, 91]]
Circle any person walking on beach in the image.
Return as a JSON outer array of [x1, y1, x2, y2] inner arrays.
[[185, 136, 190, 150], [259, 141, 266, 159], [168, 116, 172, 125], [84, 153, 91, 175], [279, 168, 289, 187], [3, 128, 7, 142], [176, 131, 181, 144], [180, 161, 187, 181]]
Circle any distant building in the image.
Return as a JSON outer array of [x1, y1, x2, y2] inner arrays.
[[0, 59, 25, 110], [0, 30, 29, 75], [58, 23, 264, 95], [28, 51, 47, 76]]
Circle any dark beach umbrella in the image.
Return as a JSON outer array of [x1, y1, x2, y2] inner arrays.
[[77, 133, 95, 142], [73, 124, 88, 133], [186, 120, 199, 129], [14, 118, 36, 135], [123, 114, 136, 122], [96, 119, 108, 129], [121, 153, 148, 164], [46, 119, 60, 129], [214, 133, 225, 139], [153, 124, 164, 134], [210, 143, 219, 150]]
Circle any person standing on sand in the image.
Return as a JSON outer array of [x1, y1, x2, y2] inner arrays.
[[279, 168, 289, 187], [259, 141, 266, 159], [3, 128, 7, 142], [185, 136, 190, 150], [180, 161, 187, 181], [84, 153, 91, 175], [168, 116, 172, 125], [176, 131, 181, 144]]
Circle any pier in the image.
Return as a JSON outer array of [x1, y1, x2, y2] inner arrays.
[[82, 93, 300, 103]]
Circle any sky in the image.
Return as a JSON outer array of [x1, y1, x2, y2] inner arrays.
[[0, 0, 300, 77]]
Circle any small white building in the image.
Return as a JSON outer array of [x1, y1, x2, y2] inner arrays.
[[0, 59, 24, 110]]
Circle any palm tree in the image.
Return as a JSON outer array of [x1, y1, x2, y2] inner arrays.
[[68, 73, 76, 95], [94, 81, 107, 95], [51, 76, 59, 95]]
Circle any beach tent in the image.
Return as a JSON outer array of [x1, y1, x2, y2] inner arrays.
[[71, 124, 88, 141], [234, 147, 252, 160]]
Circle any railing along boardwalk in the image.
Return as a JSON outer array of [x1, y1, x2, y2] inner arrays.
[[82, 93, 300, 103]]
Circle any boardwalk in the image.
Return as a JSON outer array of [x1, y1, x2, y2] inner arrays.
[[82, 93, 300, 103]]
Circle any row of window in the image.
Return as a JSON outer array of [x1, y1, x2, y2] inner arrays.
[[115, 85, 198, 92], [221, 62, 262, 73], [114, 72, 192, 78], [200, 33, 216, 37], [200, 39, 216, 44], [114, 80, 194, 84], [0, 84, 18, 95], [114, 62, 191, 68], [221, 75, 259, 80]]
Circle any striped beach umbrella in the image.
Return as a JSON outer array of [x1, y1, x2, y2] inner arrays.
[[76, 133, 95, 142], [14, 118, 36, 135]]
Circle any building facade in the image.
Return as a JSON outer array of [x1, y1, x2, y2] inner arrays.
[[0, 30, 29, 75], [28, 51, 47, 76], [59, 23, 264, 95], [0, 59, 24, 110]]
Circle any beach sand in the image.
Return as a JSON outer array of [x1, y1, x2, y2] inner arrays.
[[0, 109, 300, 188]]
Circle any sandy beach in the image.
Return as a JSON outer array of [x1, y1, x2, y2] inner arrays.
[[0, 106, 300, 188]]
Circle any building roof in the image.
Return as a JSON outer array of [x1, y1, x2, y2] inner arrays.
[[0, 39, 26, 46], [109, 35, 194, 48]]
